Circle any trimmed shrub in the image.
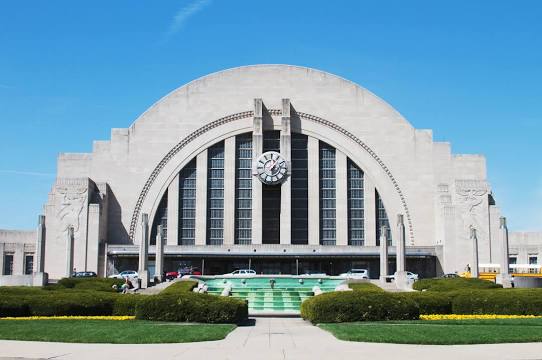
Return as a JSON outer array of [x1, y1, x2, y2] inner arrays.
[[452, 289, 542, 315], [159, 280, 198, 295], [348, 282, 384, 292], [25, 293, 116, 316], [135, 293, 248, 324], [413, 278, 502, 292], [0, 297, 30, 317], [404, 292, 453, 315], [113, 295, 142, 316], [301, 291, 419, 323], [56, 278, 124, 292]]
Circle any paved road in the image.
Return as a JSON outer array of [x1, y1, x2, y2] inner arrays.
[[1, 318, 542, 360]]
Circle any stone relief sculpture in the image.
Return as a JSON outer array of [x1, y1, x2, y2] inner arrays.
[[455, 180, 489, 241], [56, 186, 88, 239]]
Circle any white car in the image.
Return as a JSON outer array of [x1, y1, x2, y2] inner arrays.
[[227, 269, 256, 276], [339, 269, 369, 279], [108, 270, 139, 279], [389, 271, 419, 281]]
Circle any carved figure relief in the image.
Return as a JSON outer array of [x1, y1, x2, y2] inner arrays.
[[455, 179, 488, 237], [56, 186, 88, 238]]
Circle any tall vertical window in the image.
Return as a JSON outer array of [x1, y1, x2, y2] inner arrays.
[[320, 142, 336, 245], [263, 130, 280, 152], [376, 190, 392, 245], [262, 131, 281, 244], [291, 134, 308, 244], [207, 142, 225, 245], [529, 255, 538, 274], [150, 194, 167, 245], [235, 134, 252, 244], [179, 159, 197, 245], [347, 160, 364, 246], [3, 254, 14, 275], [24, 254, 34, 275]]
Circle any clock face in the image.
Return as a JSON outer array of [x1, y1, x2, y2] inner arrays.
[[255, 151, 288, 185]]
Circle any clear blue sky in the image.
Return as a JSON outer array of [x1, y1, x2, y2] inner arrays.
[[0, 1, 541, 231]]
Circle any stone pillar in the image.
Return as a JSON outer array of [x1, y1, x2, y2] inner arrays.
[[66, 226, 74, 278], [379, 225, 389, 282], [500, 217, 509, 275], [251, 98, 263, 245], [307, 136, 320, 245], [364, 178, 377, 246], [396, 214, 406, 272], [35, 215, 46, 273], [13, 243, 25, 275], [167, 174, 179, 245], [86, 204, 101, 273], [103, 242, 109, 277], [195, 150, 208, 246], [497, 217, 512, 288], [0, 243, 4, 275], [223, 137, 236, 245], [138, 214, 150, 288], [470, 227, 479, 278], [395, 214, 409, 290], [280, 98, 292, 245], [155, 224, 165, 282], [335, 151, 348, 246]]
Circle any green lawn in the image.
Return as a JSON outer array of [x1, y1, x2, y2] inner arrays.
[[0, 320, 235, 343], [320, 319, 542, 345]]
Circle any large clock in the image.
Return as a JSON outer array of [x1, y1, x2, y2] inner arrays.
[[255, 151, 288, 185]]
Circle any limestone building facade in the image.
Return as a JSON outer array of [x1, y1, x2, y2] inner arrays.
[[1, 65, 541, 281]]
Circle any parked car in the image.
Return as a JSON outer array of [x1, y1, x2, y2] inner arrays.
[[73, 271, 97, 278], [339, 269, 369, 279], [300, 271, 327, 276], [441, 273, 459, 278], [226, 269, 256, 276], [165, 271, 179, 281], [389, 271, 419, 281], [108, 270, 139, 279]]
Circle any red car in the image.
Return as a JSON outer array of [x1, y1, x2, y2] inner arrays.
[[165, 267, 202, 280]]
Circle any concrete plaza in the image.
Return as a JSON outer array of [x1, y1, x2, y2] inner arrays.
[[1, 317, 542, 360]]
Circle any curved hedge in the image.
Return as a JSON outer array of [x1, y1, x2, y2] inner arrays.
[[55, 278, 125, 292], [301, 291, 419, 323], [0, 292, 118, 317], [159, 280, 198, 295], [413, 278, 502, 292], [135, 293, 248, 324], [348, 282, 384, 292], [452, 289, 542, 315], [404, 292, 453, 315]]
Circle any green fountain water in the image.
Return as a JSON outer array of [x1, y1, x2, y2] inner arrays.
[[191, 276, 345, 314]]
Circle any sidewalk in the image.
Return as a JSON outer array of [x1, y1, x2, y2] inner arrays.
[[1, 318, 542, 360]]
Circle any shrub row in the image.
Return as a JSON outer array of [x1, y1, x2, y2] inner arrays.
[[301, 291, 419, 323], [0, 292, 120, 317], [0, 279, 248, 324], [301, 288, 542, 323], [135, 292, 248, 324], [452, 289, 542, 315], [348, 282, 384, 292], [55, 278, 125, 292], [413, 278, 502, 292], [159, 280, 198, 295]]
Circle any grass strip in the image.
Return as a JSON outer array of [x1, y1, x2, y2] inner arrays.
[[320, 319, 542, 345], [0, 320, 235, 343]]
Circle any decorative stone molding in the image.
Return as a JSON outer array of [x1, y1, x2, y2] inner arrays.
[[128, 110, 415, 244]]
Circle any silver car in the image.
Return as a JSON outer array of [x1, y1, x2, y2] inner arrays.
[[108, 270, 139, 279], [340, 269, 369, 279]]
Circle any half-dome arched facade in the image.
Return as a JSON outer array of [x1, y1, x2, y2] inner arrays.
[[32, 65, 509, 279]]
